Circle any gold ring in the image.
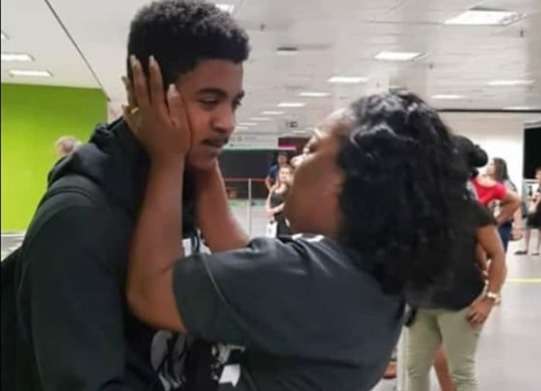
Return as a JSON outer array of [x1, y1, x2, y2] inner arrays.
[[129, 106, 140, 115]]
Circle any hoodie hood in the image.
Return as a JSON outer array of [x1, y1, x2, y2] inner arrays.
[[48, 119, 196, 236]]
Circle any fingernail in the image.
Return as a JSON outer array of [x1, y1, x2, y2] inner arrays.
[[130, 55, 136, 67], [168, 84, 177, 95], [149, 55, 156, 66]]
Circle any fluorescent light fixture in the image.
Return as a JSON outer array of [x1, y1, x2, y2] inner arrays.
[[444, 8, 522, 26], [216, 3, 235, 13], [9, 69, 52, 77], [261, 111, 285, 115], [238, 122, 257, 126], [276, 47, 299, 56], [431, 94, 465, 100], [504, 106, 539, 110], [277, 102, 306, 108], [2, 53, 34, 62], [299, 91, 330, 97], [487, 79, 534, 86], [375, 51, 423, 61], [235, 126, 249, 130], [292, 130, 308, 134], [328, 76, 368, 84], [249, 117, 271, 121], [1, 31, 8, 40]]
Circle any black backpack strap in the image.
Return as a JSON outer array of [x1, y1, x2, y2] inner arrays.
[[42, 175, 107, 209], [15, 176, 109, 343]]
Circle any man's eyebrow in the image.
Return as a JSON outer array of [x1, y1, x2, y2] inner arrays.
[[196, 88, 227, 97], [196, 88, 245, 101]]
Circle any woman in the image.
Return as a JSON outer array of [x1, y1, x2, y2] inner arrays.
[[265, 151, 289, 191], [486, 157, 523, 251], [516, 167, 541, 255], [124, 57, 499, 391], [265, 165, 293, 236], [405, 138, 507, 391]]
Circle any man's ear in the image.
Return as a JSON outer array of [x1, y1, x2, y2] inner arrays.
[[122, 76, 137, 107]]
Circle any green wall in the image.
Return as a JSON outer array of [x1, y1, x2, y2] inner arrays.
[[1, 84, 107, 232]]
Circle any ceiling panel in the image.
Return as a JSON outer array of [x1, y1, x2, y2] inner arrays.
[[1, 0, 540, 135], [0, 0, 98, 88]]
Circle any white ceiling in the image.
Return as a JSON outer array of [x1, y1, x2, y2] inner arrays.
[[2, 0, 541, 136]]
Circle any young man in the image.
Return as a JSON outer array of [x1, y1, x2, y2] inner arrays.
[[13, 1, 249, 390], [125, 64, 498, 390]]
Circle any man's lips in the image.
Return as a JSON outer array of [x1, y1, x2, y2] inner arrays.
[[203, 138, 228, 149]]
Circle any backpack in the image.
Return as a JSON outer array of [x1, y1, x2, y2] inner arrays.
[[1, 176, 106, 390]]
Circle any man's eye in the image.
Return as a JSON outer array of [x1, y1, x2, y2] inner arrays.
[[233, 100, 243, 110]]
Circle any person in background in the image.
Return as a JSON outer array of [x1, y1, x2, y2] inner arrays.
[[265, 165, 293, 236], [516, 167, 541, 256], [265, 151, 289, 191], [485, 157, 524, 251], [55, 135, 81, 158], [471, 168, 520, 222], [406, 194, 507, 391]]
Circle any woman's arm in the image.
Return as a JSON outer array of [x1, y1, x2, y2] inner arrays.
[[265, 188, 274, 216], [272, 203, 285, 215], [496, 190, 521, 225], [467, 224, 507, 326], [125, 55, 189, 332]]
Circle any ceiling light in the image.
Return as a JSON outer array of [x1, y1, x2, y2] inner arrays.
[[444, 8, 522, 26], [261, 111, 285, 115], [249, 117, 271, 121], [487, 79, 534, 86], [2, 53, 34, 62], [276, 47, 299, 56], [1, 31, 8, 40], [235, 126, 249, 131], [375, 51, 423, 61], [504, 106, 540, 110], [432, 94, 465, 100], [292, 130, 308, 134], [299, 91, 330, 97], [9, 69, 52, 78], [328, 76, 368, 84], [238, 122, 257, 126], [216, 3, 235, 13], [277, 102, 306, 108]]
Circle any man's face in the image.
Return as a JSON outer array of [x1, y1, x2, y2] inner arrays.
[[277, 154, 288, 166], [176, 59, 244, 170]]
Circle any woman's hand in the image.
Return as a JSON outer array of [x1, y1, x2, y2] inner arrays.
[[123, 55, 192, 161]]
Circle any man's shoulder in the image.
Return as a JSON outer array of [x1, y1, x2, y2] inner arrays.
[[28, 176, 131, 240]]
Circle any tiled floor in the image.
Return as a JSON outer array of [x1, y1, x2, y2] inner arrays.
[[3, 204, 540, 390]]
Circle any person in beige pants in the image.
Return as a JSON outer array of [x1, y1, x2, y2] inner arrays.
[[406, 204, 507, 391]]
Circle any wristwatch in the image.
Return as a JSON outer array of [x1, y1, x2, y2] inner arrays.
[[485, 291, 500, 301]]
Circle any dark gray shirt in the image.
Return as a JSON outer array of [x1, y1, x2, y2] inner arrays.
[[173, 235, 404, 391]]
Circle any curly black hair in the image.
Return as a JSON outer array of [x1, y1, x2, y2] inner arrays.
[[336, 92, 470, 294], [127, 0, 250, 85], [452, 134, 488, 178]]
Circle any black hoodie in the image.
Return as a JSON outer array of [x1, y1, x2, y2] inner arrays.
[[16, 119, 195, 390]]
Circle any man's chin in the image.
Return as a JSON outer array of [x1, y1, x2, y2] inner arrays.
[[187, 154, 218, 171]]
